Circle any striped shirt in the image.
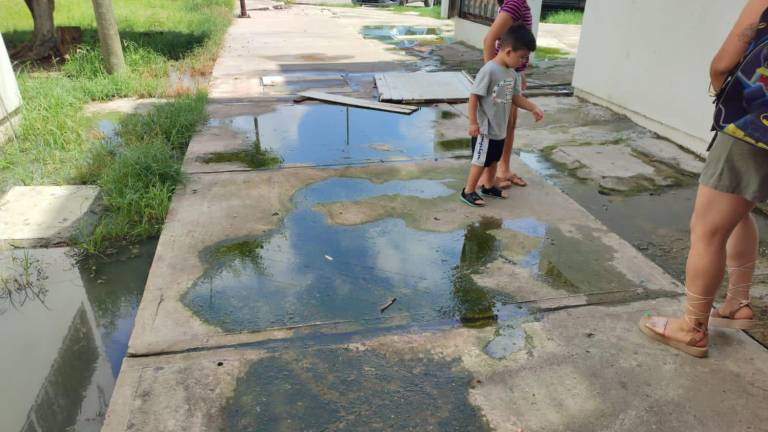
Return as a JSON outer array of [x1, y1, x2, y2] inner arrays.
[[495, 0, 532, 71]]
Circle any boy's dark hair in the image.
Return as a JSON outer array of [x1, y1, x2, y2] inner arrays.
[[499, 23, 536, 52]]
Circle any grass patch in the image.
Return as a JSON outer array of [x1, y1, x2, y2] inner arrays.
[[390, 5, 443, 20], [536, 46, 570, 60], [0, 0, 232, 252], [542, 9, 583, 25], [76, 93, 207, 253]]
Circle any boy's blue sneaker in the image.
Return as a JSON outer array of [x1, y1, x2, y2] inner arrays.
[[460, 189, 486, 207], [480, 186, 507, 199]]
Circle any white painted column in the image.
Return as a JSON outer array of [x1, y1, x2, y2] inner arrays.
[[0, 32, 22, 143], [0, 33, 21, 116]]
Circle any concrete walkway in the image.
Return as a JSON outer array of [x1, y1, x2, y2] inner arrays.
[[537, 23, 581, 56], [103, 4, 767, 431]]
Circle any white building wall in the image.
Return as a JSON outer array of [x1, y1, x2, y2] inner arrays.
[[454, 0, 543, 52], [1, 32, 22, 143], [0, 33, 21, 116], [573, 0, 747, 155]]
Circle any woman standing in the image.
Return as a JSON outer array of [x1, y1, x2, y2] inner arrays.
[[640, 0, 766, 357], [479, 0, 533, 189]]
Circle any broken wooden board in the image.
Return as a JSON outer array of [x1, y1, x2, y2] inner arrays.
[[297, 91, 419, 114], [375, 71, 474, 103]]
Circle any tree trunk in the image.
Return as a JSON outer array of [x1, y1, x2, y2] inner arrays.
[[19, 0, 57, 60], [91, 0, 126, 74]]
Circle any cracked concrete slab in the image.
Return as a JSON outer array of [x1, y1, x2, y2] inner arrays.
[[629, 136, 705, 175], [104, 297, 768, 432], [0, 186, 101, 249], [550, 145, 655, 178], [128, 158, 682, 356]]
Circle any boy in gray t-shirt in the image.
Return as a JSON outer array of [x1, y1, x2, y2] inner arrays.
[[461, 24, 543, 207]]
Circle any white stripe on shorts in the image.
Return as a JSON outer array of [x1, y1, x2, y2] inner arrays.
[[472, 134, 489, 167]]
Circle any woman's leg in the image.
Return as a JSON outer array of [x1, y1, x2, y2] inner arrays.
[[720, 212, 758, 320], [655, 185, 754, 344], [496, 106, 518, 181]]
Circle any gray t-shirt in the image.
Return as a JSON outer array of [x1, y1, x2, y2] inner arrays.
[[471, 61, 522, 140]]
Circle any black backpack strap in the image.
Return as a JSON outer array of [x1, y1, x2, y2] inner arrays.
[[707, 132, 719, 152]]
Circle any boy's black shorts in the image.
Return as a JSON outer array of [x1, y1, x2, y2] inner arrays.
[[471, 135, 505, 167]]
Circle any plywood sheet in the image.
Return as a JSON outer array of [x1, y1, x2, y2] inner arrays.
[[375, 71, 474, 103], [297, 91, 418, 114]]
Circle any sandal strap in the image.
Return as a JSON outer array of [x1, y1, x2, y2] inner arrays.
[[684, 288, 713, 333], [721, 261, 755, 318]]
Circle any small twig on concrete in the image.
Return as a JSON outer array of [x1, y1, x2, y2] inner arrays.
[[380, 297, 397, 313]]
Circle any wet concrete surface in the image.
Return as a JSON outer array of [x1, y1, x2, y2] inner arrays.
[[107, 297, 768, 432], [103, 3, 768, 431], [224, 347, 490, 431], [127, 158, 683, 356]]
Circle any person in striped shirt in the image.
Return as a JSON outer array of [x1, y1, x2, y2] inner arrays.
[[480, 0, 533, 189]]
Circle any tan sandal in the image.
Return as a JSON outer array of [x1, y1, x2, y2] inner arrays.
[[494, 178, 513, 189], [639, 288, 711, 358], [710, 261, 757, 330]]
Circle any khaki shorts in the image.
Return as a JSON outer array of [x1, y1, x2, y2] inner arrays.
[[700, 133, 768, 203]]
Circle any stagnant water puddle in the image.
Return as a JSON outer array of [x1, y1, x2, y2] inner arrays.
[[360, 25, 455, 72], [183, 177, 645, 338], [205, 104, 469, 167], [361, 25, 453, 49], [519, 149, 768, 345], [519, 150, 768, 281], [225, 347, 491, 431], [0, 241, 156, 432]]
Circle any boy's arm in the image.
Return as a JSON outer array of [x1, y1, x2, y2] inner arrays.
[[513, 94, 544, 122], [468, 94, 480, 136]]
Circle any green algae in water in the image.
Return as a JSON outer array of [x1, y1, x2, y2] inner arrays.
[[440, 110, 460, 120], [453, 217, 501, 325], [224, 348, 491, 431], [203, 139, 281, 169], [436, 137, 470, 152], [206, 239, 267, 276]]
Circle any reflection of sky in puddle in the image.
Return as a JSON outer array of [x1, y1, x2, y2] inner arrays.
[[485, 303, 531, 359], [519, 151, 560, 178], [97, 119, 119, 143], [183, 178, 540, 333], [183, 178, 638, 348], [207, 104, 440, 166]]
